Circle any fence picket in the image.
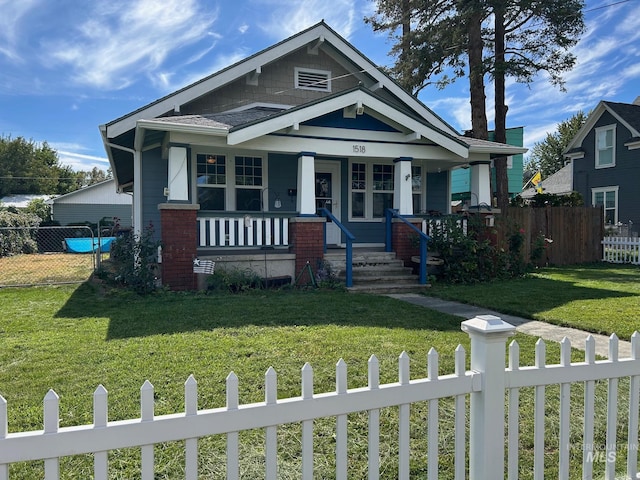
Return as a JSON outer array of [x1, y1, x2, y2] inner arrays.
[[367, 355, 380, 480], [398, 352, 410, 480], [507, 341, 520, 480], [454, 346, 466, 480], [140, 381, 154, 480], [265, 367, 278, 480], [226, 372, 240, 480], [301, 363, 314, 480], [427, 348, 439, 480], [93, 385, 109, 480], [559, 338, 571, 480], [44, 390, 60, 480], [534, 340, 546, 480], [1, 395, 7, 480], [605, 335, 619, 480], [627, 332, 640, 479], [336, 359, 348, 480], [184, 375, 198, 480], [583, 336, 596, 479]]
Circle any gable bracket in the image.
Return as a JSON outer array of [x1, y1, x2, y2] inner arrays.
[[307, 36, 325, 55], [404, 132, 421, 142], [246, 66, 262, 86], [370, 82, 383, 92]]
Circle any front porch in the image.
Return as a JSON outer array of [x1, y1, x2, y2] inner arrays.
[[159, 204, 472, 292]]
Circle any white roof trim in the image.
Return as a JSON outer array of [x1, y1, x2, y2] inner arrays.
[[136, 119, 229, 136], [226, 89, 469, 158], [105, 23, 458, 139]]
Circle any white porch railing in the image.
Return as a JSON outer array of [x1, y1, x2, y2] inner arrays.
[[1, 316, 639, 480], [198, 216, 289, 248], [602, 236, 640, 264], [421, 216, 468, 238]]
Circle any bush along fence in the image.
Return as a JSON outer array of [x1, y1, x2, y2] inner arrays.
[[1, 316, 639, 480]]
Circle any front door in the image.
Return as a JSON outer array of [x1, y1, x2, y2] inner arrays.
[[315, 161, 341, 246]]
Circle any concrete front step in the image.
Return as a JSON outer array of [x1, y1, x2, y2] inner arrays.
[[347, 283, 430, 294], [324, 249, 428, 293]]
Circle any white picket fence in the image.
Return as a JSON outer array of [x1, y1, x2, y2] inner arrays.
[[1, 316, 639, 480], [602, 236, 640, 264], [198, 216, 289, 248]]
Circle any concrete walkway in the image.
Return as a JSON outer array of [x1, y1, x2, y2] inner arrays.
[[387, 294, 634, 359]]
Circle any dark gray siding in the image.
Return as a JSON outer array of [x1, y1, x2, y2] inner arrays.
[[267, 153, 298, 213], [53, 204, 132, 227], [573, 111, 640, 229], [141, 148, 169, 241], [426, 171, 449, 214]]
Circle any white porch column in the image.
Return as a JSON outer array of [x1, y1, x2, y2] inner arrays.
[[297, 152, 316, 215], [462, 315, 516, 480], [133, 149, 142, 237], [393, 157, 413, 215], [469, 160, 492, 207]]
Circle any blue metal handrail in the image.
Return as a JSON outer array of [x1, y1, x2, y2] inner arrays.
[[385, 209, 431, 285], [319, 208, 355, 288]]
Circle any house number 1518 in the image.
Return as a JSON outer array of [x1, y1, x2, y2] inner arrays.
[[352, 145, 366, 154]]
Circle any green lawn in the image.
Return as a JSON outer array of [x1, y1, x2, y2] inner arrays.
[[427, 263, 640, 340], [0, 271, 636, 478]]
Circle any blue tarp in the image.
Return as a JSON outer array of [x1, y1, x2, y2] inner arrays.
[[65, 237, 116, 253]]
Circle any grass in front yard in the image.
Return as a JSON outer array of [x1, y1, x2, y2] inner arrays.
[[427, 263, 640, 340], [0, 252, 95, 286], [0, 283, 635, 478]]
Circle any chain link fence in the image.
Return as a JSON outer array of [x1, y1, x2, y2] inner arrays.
[[0, 226, 113, 287]]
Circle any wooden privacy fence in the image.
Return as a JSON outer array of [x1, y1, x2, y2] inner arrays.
[[500, 207, 604, 265], [1, 316, 639, 479], [602, 237, 640, 265]]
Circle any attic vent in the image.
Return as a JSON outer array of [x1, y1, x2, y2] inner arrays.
[[295, 67, 331, 92]]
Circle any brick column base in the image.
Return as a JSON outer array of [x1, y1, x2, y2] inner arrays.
[[392, 219, 423, 266], [289, 217, 325, 285], [159, 204, 199, 291]]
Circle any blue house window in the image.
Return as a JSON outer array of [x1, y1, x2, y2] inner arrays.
[[595, 125, 615, 168]]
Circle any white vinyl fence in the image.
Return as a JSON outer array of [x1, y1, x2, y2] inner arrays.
[[602, 236, 640, 264], [1, 316, 639, 480], [198, 216, 289, 248]]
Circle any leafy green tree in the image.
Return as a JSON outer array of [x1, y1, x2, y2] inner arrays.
[[0, 135, 73, 196], [527, 111, 588, 178], [367, 0, 585, 207]]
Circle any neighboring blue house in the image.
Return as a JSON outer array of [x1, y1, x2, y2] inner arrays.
[[100, 21, 526, 288], [451, 127, 524, 207], [564, 98, 640, 233]]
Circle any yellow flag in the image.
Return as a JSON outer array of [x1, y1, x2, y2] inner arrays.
[[531, 171, 541, 186]]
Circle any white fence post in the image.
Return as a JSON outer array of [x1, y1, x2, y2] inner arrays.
[[462, 315, 516, 480]]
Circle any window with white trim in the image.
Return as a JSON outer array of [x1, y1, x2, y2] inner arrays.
[[295, 67, 331, 92], [349, 161, 394, 220], [196, 154, 265, 211], [595, 125, 615, 168], [592, 186, 618, 225], [197, 154, 226, 211]]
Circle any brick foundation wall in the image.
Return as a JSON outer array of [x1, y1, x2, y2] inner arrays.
[[159, 205, 199, 291], [289, 218, 325, 285], [392, 220, 423, 266]]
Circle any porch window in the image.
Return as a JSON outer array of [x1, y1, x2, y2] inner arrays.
[[349, 162, 394, 220], [197, 154, 226, 210], [595, 125, 615, 168], [412, 165, 423, 214], [592, 186, 618, 225], [235, 156, 263, 211]]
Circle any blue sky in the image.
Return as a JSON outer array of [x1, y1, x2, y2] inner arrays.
[[1, 0, 638, 172]]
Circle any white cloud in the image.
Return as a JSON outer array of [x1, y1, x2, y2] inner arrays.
[[257, 0, 357, 40], [0, 0, 41, 61], [239, 23, 249, 34], [57, 151, 110, 171], [44, 0, 219, 90]]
